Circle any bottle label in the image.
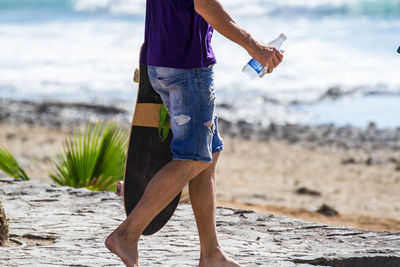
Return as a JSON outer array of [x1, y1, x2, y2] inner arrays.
[[248, 58, 264, 74]]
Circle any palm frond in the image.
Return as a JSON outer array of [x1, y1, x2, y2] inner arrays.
[[0, 146, 30, 181], [49, 121, 128, 192]]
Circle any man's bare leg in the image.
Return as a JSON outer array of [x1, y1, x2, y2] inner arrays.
[[189, 152, 242, 267], [105, 160, 209, 267]]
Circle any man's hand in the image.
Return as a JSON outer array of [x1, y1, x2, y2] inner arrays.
[[248, 41, 283, 73], [194, 0, 283, 73]]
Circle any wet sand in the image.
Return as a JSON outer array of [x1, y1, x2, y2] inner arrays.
[[1, 123, 399, 232]]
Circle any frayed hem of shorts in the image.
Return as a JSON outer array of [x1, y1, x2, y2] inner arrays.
[[173, 156, 212, 163], [212, 145, 224, 154], [172, 146, 224, 163]]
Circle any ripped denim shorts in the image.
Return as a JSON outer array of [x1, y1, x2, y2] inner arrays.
[[147, 65, 224, 163]]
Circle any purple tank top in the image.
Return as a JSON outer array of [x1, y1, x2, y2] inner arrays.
[[140, 0, 216, 69]]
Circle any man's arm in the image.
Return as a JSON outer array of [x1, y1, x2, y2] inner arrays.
[[194, 0, 282, 73]]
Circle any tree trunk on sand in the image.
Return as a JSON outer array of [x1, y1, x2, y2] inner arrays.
[[0, 200, 8, 246]]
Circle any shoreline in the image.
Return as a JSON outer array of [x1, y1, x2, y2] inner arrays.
[[2, 97, 400, 150], [1, 98, 400, 232]]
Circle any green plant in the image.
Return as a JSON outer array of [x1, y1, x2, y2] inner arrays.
[[49, 121, 128, 192], [0, 146, 30, 181]]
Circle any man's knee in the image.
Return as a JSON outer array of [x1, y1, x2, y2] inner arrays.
[[173, 160, 211, 176], [186, 160, 211, 172], [192, 160, 211, 173]]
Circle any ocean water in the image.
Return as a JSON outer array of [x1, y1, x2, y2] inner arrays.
[[1, 0, 399, 128]]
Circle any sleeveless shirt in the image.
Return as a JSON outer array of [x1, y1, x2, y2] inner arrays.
[[140, 0, 216, 69]]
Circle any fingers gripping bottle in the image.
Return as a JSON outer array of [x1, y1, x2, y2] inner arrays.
[[242, 33, 287, 78]]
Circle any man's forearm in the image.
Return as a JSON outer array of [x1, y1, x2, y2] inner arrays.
[[195, 0, 283, 71], [194, 0, 256, 54]]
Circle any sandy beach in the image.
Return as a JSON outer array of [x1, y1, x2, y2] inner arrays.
[[1, 119, 399, 233]]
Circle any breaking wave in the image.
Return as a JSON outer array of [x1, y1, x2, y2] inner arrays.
[[1, 0, 399, 17]]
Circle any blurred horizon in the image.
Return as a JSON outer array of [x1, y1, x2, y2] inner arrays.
[[2, 0, 400, 17]]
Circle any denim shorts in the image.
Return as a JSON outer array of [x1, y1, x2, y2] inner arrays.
[[148, 65, 224, 163]]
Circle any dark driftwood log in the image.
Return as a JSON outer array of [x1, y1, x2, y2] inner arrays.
[[0, 200, 9, 246]]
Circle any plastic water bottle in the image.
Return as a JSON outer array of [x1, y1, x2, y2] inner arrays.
[[242, 33, 287, 78]]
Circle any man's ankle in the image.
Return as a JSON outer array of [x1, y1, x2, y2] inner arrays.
[[110, 226, 140, 244], [201, 245, 225, 260]]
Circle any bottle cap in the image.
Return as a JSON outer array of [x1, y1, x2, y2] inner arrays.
[[279, 33, 287, 41]]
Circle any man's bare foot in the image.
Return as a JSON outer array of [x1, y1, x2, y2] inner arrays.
[[199, 247, 242, 267], [105, 230, 139, 267], [116, 181, 124, 196]]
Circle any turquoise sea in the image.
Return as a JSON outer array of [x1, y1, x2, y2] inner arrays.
[[1, 0, 399, 128]]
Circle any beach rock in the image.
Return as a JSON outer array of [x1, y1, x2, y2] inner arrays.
[[0, 200, 8, 246], [1, 180, 400, 266], [316, 204, 339, 216], [319, 86, 346, 100], [342, 157, 357, 165], [365, 156, 387, 166], [296, 187, 321, 197], [237, 120, 254, 140], [396, 164, 400, 171], [0, 99, 131, 129]]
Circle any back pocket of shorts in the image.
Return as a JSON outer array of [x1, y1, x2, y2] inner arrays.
[[157, 74, 186, 109]]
